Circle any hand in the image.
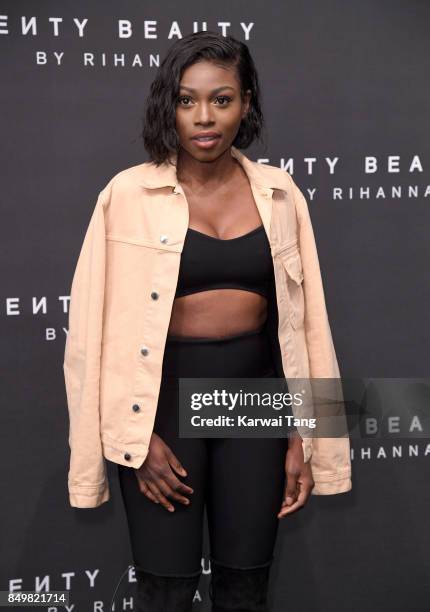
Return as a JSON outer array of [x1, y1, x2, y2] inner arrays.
[[278, 433, 314, 519], [134, 432, 194, 513]]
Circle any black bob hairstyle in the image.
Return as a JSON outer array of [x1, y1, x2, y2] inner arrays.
[[141, 30, 266, 166]]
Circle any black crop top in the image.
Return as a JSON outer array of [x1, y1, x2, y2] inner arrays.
[[174, 224, 274, 299]]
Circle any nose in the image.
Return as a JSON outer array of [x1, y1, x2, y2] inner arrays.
[[194, 101, 214, 124]]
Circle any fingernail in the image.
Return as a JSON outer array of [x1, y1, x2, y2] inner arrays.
[[286, 497, 294, 505]]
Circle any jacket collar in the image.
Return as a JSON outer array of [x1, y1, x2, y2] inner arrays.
[[138, 145, 286, 192]]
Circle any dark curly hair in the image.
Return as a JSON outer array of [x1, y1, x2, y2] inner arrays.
[[141, 30, 266, 165]]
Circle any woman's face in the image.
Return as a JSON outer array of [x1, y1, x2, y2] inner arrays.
[[175, 59, 251, 160]]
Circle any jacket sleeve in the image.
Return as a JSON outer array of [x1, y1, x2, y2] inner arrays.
[[63, 188, 110, 508], [290, 176, 352, 495]]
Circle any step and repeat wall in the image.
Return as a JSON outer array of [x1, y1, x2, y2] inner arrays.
[[1, 1, 429, 610]]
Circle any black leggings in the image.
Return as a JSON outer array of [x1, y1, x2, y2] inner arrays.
[[118, 322, 289, 577]]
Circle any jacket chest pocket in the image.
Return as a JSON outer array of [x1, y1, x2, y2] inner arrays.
[[276, 243, 305, 330]]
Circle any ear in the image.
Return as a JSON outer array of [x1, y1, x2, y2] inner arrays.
[[242, 89, 252, 118]]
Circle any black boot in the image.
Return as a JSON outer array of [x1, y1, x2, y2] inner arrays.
[[135, 567, 202, 611], [209, 558, 272, 612]]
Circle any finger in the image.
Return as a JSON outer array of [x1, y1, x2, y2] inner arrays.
[[278, 486, 311, 518], [157, 477, 191, 506], [164, 474, 194, 504], [139, 479, 159, 504], [165, 468, 194, 495], [283, 471, 299, 506], [146, 480, 175, 512], [165, 448, 188, 477], [159, 478, 191, 505], [282, 481, 299, 507]]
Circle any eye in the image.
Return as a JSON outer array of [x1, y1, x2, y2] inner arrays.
[[214, 95, 232, 105], [177, 95, 193, 106], [177, 95, 233, 106]]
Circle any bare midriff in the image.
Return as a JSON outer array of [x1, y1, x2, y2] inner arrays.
[[167, 289, 268, 339]]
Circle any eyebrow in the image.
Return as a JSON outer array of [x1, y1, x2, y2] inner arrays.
[[179, 85, 236, 94]]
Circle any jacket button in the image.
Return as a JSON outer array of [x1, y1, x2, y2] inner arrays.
[[151, 291, 159, 300], [140, 347, 149, 356], [132, 404, 140, 412], [160, 234, 168, 244], [124, 452, 132, 461]]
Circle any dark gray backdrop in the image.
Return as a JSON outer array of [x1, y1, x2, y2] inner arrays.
[[1, 1, 429, 610]]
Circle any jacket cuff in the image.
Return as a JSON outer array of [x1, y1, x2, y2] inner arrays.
[[302, 438, 313, 463], [311, 476, 352, 495], [69, 482, 110, 508]]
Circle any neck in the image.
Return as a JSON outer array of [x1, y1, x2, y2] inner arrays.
[[176, 146, 241, 191]]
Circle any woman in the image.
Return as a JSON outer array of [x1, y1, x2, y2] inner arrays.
[[64, 31, 352, 612]]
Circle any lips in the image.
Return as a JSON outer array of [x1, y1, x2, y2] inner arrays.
[[191, 132, 221, 140], [191, 133, 221, 149]]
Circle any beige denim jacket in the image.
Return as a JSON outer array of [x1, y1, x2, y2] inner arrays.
[[63, 145, 352, 508]]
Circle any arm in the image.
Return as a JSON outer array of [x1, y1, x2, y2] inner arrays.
[[291, 176, 352, 495], [63, 188, 110, 508]]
